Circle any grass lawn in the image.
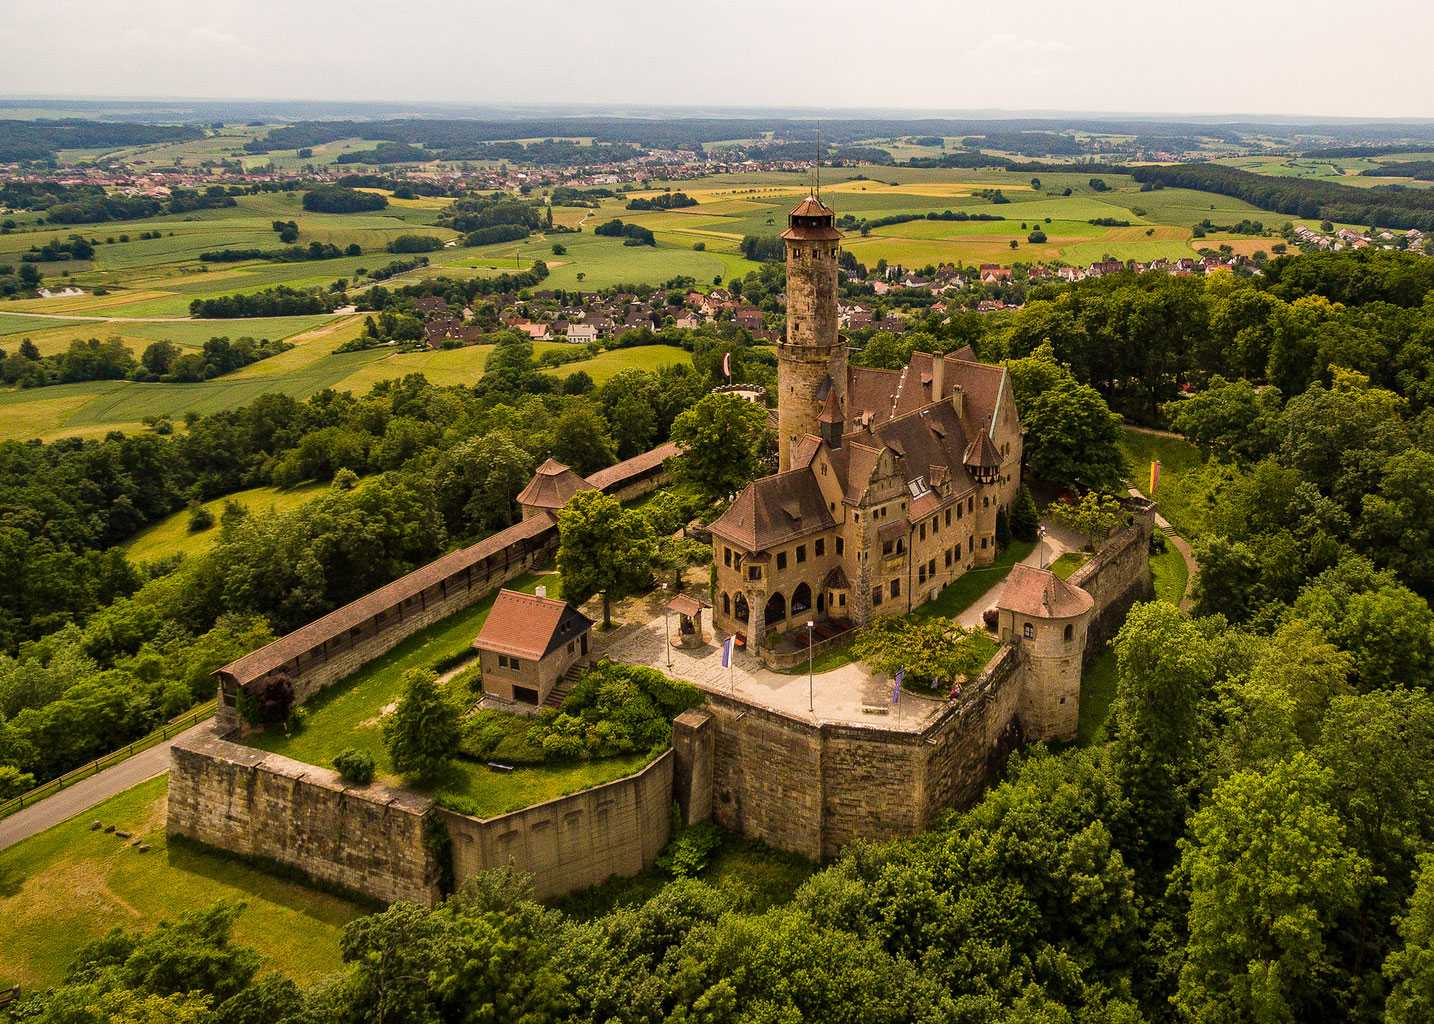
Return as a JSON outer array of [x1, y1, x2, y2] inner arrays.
[[122, 480, 346, 564], [1119, 428, 1205, 539], [1075, 648, 1118, 746], [1050, 552, 1088, 580], [556, 828, 816, 920], [245, 569, 650, 819], [1151, 535, 1190, 606], [913, 539, 1036, 622], [541, 344, 692, 385], [0, 776, 367, 990]]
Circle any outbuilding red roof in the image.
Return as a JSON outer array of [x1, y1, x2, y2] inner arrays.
[[474, 589, 593, 660]]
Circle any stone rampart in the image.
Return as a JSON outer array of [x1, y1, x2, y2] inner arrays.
[[438, 750, 674, 899], [700, 642, 1023, 859], [1068, 509, 1155, 655], [167, 731, 439, 905]]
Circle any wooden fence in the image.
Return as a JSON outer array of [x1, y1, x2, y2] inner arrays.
[[0, 699, 216, 821]]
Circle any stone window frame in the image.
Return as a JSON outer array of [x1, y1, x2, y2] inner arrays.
[[1023, 623, 1035, 640]]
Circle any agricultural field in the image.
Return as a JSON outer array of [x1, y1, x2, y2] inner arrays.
[[0, 776, 367, 989]]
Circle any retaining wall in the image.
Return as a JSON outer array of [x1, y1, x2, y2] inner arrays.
[[1068, 511, 1155, 655], [167, 731, 439, 905], [698, 642, 1024, 860], [439, 750, 674, 900]]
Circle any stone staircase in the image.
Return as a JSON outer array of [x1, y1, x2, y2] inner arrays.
[[544, 663, 586, 708]]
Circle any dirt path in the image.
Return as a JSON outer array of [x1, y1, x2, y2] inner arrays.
[[0, 722, 211, 853]]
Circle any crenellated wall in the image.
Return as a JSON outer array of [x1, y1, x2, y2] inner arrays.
[[1068, 508, 1156, 656]]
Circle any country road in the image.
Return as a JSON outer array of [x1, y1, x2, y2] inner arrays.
[[0, 722, 209, 853]]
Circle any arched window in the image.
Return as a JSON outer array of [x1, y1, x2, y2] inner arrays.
[[734, 592, 749, 624], [1064, 623, 1074, 642], [791, 582, 812, 615], [722, 592, 731, 616], [764, 591, 787, 626]]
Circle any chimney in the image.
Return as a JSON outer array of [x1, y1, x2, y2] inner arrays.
[[950, 384, 964, 419], [931, 353, 945, 403], [535, 585, 547, 599]]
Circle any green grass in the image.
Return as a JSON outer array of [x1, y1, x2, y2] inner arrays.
[[1050, 552, 1089, 580], [0, 313, 91, 337], [1075, 648, 1118, 746], [122, 481, 345, 564], [0, 776, 367, 989], [541, 345, 692, 385], [556, 829, 816, 919], [913, 540, 1036, 622], [1118, 428, 1205, 539], [1151, 535, 1190, 606], [433, 750, 661, 819]]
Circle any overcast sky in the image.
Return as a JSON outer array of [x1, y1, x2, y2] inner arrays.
[[3, 0, 1431, 120]]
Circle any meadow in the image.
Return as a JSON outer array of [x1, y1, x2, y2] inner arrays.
[[0, 776, 367, 989]]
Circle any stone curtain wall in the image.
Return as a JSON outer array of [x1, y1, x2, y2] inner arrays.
[[439, 751, 674, 899], [699, 643, 1025, 860], [167, 731, 440, 905], [1068, 511, 1156, 655]]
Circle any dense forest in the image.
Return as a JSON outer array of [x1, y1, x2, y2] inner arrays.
[[0, 119, 201, 163]]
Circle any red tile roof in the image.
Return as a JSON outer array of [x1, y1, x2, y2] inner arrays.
[[998, 564, 1094, 619], [517, 458, 594, 511], [474, 589, 593, 660]]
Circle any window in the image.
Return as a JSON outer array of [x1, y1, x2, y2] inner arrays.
[[883, 540, 894, 556], [945, 509, 951, 527], [723, 547, 732, 567], [928, 558, 936, 577], [944, 549, 952, 567], [872, 586, 883, 606], [955, 541, 962, 559], [839, 593, 846, 607], [815, 538, 825, 557], [918, 564, 926, 584], [956, 503, 963, 520], [981, 537, 988, 549], [931, 516, 939, 534], [968, 497, 974, 513], [777, 551, 788, 571], [722, 593, 731, 615], [748, 565, 761, 581], [890, 579, 901, 599], [497, 654, 508, 669], [1064, 624, 1074, 642], [983, 496, 990, 508], [796, 544, 807, 564], [567, 641, 574, 654], [836, 537, 845, 555], [511, 657, 522, 671], [919, 524, 926, 542], [1023, 623, 1035, 640]]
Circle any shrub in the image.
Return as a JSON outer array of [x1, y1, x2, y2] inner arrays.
[[0, 764, 37, 799], [333, 748, 375, 785], [188, 504, 215, 533], [1010, 485, 1039, 542], [657, 810, 724, 878], [332, 467, 359, 490]]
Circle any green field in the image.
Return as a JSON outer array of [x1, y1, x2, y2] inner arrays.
[[0, 776, 367, 989], [1151, 536, 1190, 605], [1075, 648, 1118, 746], [122, 480, 346, 564]]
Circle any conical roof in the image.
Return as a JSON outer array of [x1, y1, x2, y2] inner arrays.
[[515, 458, 595, 511]]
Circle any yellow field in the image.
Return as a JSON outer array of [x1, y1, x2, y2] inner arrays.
[[225, 315, 368, 379], [0, 391, 103, 440], [4, 290, 176, 315], [354, 188, 452, 209]]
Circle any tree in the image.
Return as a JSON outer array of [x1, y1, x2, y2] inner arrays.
[[851, 617, 988, 689], [598, 369, 657, 459], [383, 667, 460, 782], [1386, 855, 1434, 1024], [1176, 754, 1371, 1024], [1009, 485, 1039, 542], [550, 404, 617, 476], [1108, 600, 1215, 866], [668, 393, 771, 499], [140, 339, 180, 377], [1007, 344, 1123, 491], [1048, 491, 1124, 545], [557, 489, 657, 628]]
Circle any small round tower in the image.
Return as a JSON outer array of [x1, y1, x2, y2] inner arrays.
[[995, 563, 1094, 742], [777, 195, 846, 470]]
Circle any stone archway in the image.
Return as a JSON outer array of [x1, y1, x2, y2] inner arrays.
[[764, 591, 787, 626], [733, 592, 749, 624], [791, 581, 812, 617]]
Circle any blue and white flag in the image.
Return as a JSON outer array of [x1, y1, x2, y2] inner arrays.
[[892, 668, 904, 704], [721, 635, 735, 669]]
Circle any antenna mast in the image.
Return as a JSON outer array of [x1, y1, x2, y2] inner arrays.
[[814, 121, 821, 199]]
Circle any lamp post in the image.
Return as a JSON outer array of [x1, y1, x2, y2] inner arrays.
[[661, 583, 672, 667], [806, 619, 815, 712], [1037, 525, 1047, 569]]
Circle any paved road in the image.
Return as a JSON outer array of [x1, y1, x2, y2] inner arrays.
[[0, 722, 210, 853]]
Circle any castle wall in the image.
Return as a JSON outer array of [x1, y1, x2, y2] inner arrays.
[[701, 641, 1025, 859], [439, 750, 673, 900], [167, 731, 439, 905], [1068, 514, 1155, 655]]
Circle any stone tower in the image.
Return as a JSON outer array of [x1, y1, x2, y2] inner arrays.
[[995, 564, 1095, 742], [777, 195, 846, 470]]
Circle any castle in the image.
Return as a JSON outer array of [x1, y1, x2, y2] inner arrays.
[[711, 193, 1023, 649]]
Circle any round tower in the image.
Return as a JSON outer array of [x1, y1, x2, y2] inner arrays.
[[778, 195, 846, 470]]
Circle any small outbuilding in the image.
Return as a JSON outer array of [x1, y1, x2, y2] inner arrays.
[[473, 589, 594, 706]]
